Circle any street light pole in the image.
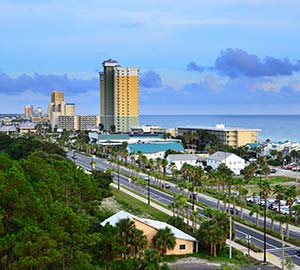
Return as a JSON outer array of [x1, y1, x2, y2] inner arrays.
[[192, 179, 195, 211], [117, 161, 120, 190], [264, 196, 267, 263], [147, 176, 150, 205], [246, 235, 252, 256], [229, 215, 232, 259]]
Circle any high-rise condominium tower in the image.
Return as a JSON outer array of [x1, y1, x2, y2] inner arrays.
[[99, 59, 139, 132], [48, 90, 76, 130]]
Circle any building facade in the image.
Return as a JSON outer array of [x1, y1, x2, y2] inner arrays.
[[58, 116, 76, 131], [78, 115, 99, 131], [101, 211, 196, 255], [177, 124, 260, 148], [48, 91, 76, 130], [99, 59, 139, 133], [206, 151, 245, 175], [24, 105, 33, 118]]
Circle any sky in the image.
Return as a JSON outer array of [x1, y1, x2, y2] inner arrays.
[[1, 0, 300, 115]]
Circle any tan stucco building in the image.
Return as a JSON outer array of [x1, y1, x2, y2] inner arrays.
[[177, 124, 261, 148], [101, 210, 196, 255]]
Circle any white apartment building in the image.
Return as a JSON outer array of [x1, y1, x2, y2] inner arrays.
[[206, 151, 245, 175]]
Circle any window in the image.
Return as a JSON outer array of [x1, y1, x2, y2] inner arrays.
[[179, 244, 186, 250]]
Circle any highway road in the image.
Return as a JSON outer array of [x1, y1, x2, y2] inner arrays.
[[68, 151, 300, 267]]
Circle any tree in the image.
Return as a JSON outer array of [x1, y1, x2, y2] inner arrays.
[[284, 186, 297, 238], [153, 227, 176, 256]]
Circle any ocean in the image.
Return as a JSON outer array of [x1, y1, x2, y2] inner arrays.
[[140, 115, 300, 142]]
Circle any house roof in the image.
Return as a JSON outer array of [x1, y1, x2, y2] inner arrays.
[[101, 210, 196, 242], [208, 151, 241, 161], [0, 125, 17, 132], [128, 142, 184, 154], [19, 122, 36, 129], [167, 154, 199, 161]]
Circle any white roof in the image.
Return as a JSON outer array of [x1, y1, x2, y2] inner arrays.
[[101, 210, 196, 242], [167, 154, 199, 161], [140, 218, 196, 241], [208, 151, 243, 161]]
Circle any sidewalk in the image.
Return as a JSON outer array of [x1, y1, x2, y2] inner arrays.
[[111, 182, 294, 269]]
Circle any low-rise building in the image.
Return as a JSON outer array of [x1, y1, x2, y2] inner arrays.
[[19, 122, 37, 134], [0, 125, 17, 135], [128, 142, 184, 159], [78, 115, 99, 131], [101, 210, 197, 255], [177, 124, 260, 148], [166, 154, 207, 173], [206, 151, 245, 175], [58, 115, 76, 131]]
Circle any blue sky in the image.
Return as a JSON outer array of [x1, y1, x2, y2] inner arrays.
[[1, 0, 300, 114]]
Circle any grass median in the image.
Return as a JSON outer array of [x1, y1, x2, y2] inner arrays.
[[112, 188, 170, 222]]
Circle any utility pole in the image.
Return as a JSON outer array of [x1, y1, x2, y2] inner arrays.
[[147, 176, 150, 205], [117, 161, 120, 190], [229, 215, 232, 259], [281, 230, 285, 270], [264, 195, 267, 262]]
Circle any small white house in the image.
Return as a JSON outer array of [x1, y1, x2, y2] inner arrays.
[[206, 151, 245, 175], [166, 154, 203, 173]]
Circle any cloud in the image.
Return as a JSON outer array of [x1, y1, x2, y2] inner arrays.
[[186, 62, 206, 72], [139, 70, 162, 88], [187, 49, 300, 78], [215, 49, 300, 78], [0, 72, 99, 95]]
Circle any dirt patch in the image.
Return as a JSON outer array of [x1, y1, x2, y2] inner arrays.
[[99, 196, 123, 213], [168, 257, 221, 270]]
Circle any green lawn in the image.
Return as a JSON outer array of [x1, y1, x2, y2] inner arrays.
[[249, 176, 294, 185], [112, 188, 170, 222]]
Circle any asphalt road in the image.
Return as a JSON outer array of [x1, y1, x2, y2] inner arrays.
[[68, 152, 300, 267]]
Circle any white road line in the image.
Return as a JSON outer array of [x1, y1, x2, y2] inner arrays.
[[236, 231, 278, 249]]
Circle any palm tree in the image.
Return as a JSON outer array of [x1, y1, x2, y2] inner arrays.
[[116, 218, 137, 258], [131, 229, 147, 258], [284, 186, 297, 238], [292, 205, 300, 225], [153, 227, 176, 256], [273, 184, 285, 214], [267, 210, 277, 232], [249, 204, 261, 226]]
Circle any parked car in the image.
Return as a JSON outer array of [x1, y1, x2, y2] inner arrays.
[[226, 207, 240, 215], [282, 162, 297, 170], [162, 183, 170, 189], [270, 168, 276, 173]]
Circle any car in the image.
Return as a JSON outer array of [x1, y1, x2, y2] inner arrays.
[[162, 183, 170, 189], [226, 207, 240, 215], [189, 193, 197, 200], [296, 249, 300, 257], [270, 168, 276, 173]]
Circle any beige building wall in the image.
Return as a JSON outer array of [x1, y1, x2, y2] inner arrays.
[[65, 103, 75, 116], [133, 219, 194, 255], [114, 67, 139, 132], [237, 130, 259, 147], [51, 90, 64, 102]]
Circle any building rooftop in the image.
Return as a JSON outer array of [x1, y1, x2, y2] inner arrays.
[[0, 126, 17, 132], [98, 134, 130, 140], [178, 125, 261, 132], [19, 122, 36, 129], [208, 151, 242, 161], [167, 154, 200, 161], [101, 210, 196, 241], [128, 142, 184, 154]]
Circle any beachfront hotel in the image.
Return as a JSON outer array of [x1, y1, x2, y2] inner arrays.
[[176, 124, 261, 148], [99, 59, 139, 133]]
